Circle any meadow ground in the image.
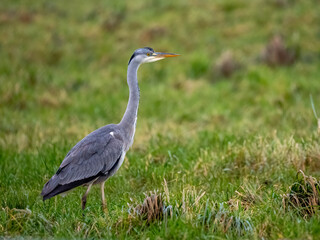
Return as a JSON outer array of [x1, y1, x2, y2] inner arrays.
[[1, 0, 320, 239]]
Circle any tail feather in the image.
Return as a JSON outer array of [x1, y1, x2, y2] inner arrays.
[[41, 175, 59, 199], [41, 175, 100, 200]]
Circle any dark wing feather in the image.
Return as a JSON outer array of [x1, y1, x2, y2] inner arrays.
[[41, 127, 124, 200]]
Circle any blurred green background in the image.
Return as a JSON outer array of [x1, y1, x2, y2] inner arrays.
[[1, 0, 320, 239]]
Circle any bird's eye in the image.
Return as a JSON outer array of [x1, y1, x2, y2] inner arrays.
[[147, 53, 151, 56]]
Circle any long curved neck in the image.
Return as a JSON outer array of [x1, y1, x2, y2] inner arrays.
[[119, 61, 140, 133]]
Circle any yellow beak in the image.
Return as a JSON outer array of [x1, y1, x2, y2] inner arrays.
[[153, 52, 180, 58]]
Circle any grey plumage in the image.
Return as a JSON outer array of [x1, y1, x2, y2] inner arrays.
[[41, 47, 179, 210], [41, 125, 124, 200]]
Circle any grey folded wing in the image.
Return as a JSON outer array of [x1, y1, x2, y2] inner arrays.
[[41, 129, 124, 200]]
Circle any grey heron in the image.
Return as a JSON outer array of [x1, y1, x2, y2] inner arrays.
[[41, 47, 179, 210]]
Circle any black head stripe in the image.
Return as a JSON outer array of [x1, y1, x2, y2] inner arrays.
[[128, 52, 136, 65]]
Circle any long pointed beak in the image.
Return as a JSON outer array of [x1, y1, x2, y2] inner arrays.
[[153, 52, 180, 58]]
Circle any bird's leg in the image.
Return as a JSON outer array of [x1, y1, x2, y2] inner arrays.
[[81, 183, 93, 210], [101, 182, 107, 212]]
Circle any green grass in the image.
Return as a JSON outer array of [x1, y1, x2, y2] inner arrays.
[[1, 0, 320, 239]]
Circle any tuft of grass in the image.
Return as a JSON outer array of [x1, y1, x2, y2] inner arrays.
[[200, 201, 253, 236], [130, 192, 165, 223], [282, 170, 320, 217], [261, 35, 297, 67]]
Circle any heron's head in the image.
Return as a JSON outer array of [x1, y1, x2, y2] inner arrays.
[[128, 47, 179, 65]]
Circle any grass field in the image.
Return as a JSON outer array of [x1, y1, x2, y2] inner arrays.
[[1, 0, 320, 239]]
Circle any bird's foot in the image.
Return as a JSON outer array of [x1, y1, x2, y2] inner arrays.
[[81, 198, 87, 211]]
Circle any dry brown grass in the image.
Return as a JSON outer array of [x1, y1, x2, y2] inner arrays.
[[227, 183, 263, 211], [262, 35, 297, 66], [130, 192, 164, 223], [114, 192, 166, 234]]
